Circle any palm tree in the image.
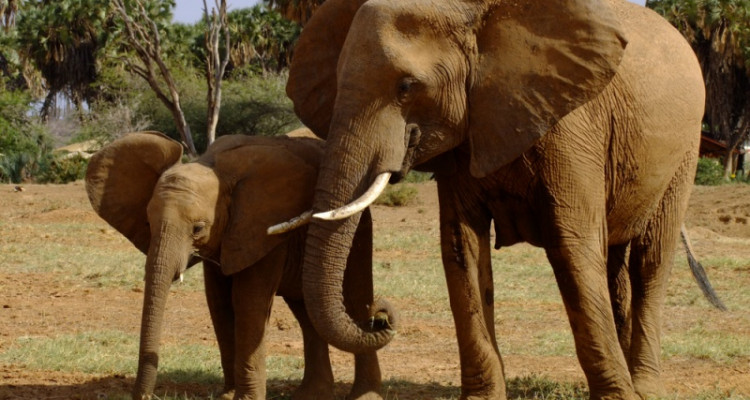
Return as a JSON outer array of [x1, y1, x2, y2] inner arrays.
[[1, 0, 18, 31], [264, 0, 324, 25], [648, 0, 750, 177], [230, 6, 299, 73], [15, 0, 112, 120]]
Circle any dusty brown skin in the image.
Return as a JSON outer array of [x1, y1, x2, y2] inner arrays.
[[285, 0, 705, 399], [85, 131, 386, 400]]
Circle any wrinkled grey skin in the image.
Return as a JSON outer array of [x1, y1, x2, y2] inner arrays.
[[86, 132, 385, 400], [283, 0, 710, 399]]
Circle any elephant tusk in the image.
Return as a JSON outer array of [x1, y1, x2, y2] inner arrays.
[[314, 172, 391, 221], [179, 273, 184, 283], [267, 210, 314, 235]]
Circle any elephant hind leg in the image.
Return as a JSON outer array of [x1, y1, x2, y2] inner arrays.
[[627, 158, 694, 399], [607, 243, 632, 359]]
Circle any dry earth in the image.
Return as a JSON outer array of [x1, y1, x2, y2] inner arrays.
[[1, 181, 749, 399]]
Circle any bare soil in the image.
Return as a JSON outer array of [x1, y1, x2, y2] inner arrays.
[[1, 181, 749, 399]]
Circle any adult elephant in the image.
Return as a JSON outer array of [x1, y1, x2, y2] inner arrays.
[[86, 131, 387, 400], [275, 0, 707, 399]]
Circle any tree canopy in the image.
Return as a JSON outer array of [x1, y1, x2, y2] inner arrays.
[[0, 0, 302, 183], [648, 0, 750, 176]]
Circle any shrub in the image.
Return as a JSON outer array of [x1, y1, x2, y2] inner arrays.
[[0, 152, 36, 183], [135, 71, 300, 153], [375, 184, 419, 207], [694, 157, 725, 186], [403, 171, 433, 183], [0, 90, 54, 183], [71, 101, 151, 146], [36, 153, 89, 184]]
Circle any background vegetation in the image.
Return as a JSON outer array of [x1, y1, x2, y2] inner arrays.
[[647, 0, 750, 178], [1, 183, 747, 399], [0, 0, 302, 184]]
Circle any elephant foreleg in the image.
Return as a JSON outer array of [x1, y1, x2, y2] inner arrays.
[[203, 261, 236, 398], [284, 298, 335, 400], [436, 177, 504, 400], [231, 252, 284, 400]]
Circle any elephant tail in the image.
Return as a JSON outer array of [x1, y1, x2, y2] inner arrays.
[[680, 224, 727, 311]]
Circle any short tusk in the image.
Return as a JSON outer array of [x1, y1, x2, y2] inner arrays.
[[267, 210, 313, 235], [179, 273, 184, 283], [314, 172, 391, 221]]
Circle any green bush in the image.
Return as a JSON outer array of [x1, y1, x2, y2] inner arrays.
[[403, 170, 434, 183], [0, 152, 36, 183], [375, 184, 419, 207], [0, 90, 54, 183], [695, 157, 725, 186], [36, 153, 89, 184], [0, 90, 51, 155], [135, 71, 300, 153], [71, 101, 151, 146]]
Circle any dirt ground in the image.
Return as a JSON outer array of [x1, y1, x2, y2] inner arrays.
[[1, 181, 749, 399]]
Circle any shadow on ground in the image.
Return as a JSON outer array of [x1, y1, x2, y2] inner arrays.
[[0, 370, 588, 399], [0, 371, 460, 400]]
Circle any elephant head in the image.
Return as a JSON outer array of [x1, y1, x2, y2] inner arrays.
[[282, 0, 628, 353], [86, 132, 320, 399]]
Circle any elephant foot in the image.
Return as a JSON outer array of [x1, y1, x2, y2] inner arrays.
[[458, 386, 507, 400], [292, 381, 335, 400], [459, 394, 505, 400], [217, 388, 234, 400], [632, 373, 666, 400], [588, 387, 639, 400], [346, 384, 383, 400]]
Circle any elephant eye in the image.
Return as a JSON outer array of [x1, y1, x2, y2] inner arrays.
[[397, 77, 420, 100], [192, 223, 206, 236]]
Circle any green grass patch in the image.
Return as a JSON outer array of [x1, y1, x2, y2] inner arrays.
[[0, 218, 209, 290], [507, 375, 588, 399], [373, 259, 448, 308], [663, 324, 750, 361], [0, 331, 222, 381], [374, 229, 439, 253], [668, 255, 750, 310], [525, 331, 576, 357], [0, 330, 306, 384]]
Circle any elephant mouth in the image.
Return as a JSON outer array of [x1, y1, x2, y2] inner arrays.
[[389, 171, 405, 184], [171, 255, 206, 282]]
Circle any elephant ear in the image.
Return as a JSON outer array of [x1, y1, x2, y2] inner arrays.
[[217, 141, 320, 275], [85, 131, 183, 254], [286, 0, 368, 139], [468, 0, 627, 178]]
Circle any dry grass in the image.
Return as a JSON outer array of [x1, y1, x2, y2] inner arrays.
[[1, 182, 749, 399]]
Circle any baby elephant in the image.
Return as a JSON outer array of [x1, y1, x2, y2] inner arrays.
[[86, 131, 388, 400]]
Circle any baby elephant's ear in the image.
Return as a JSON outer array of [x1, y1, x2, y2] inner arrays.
[[85, 131, 183, 254], [218, 142, 319, 276]]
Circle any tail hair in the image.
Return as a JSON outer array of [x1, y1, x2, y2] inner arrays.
[[680, 225, 727, 311]]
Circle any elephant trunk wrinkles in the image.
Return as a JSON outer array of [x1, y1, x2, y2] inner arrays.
[[302, 130, 395, 354], [133, 225, 182, 400]]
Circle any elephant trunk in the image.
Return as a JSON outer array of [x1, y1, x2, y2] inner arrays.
[[302, 129, 396, 354], [132, 226, 184, 400]]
